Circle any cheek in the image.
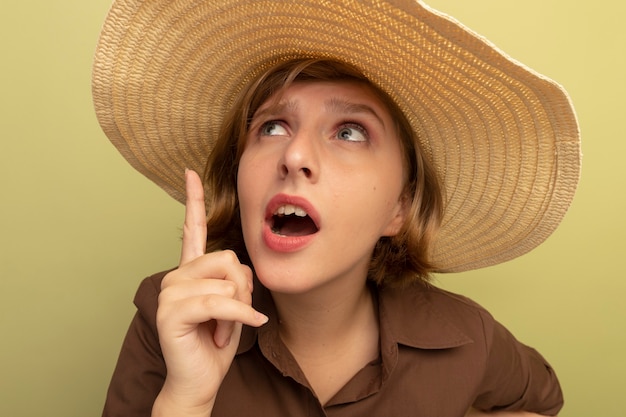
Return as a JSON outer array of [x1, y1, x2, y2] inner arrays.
[[333, 173, 401, 229], [237, 151, 270, 218], [236, 152, 256, 215], [369, 161, 406, 227]]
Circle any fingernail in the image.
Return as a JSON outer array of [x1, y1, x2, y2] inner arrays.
[[256, 312, 269, 324]]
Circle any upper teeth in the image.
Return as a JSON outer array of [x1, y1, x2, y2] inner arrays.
[[275, 204, 307, 217]]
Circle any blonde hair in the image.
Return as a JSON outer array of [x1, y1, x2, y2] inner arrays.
[[203, 58, 442, 287]]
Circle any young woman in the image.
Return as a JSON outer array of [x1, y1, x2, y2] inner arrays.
[[92, 1, 581, 416]]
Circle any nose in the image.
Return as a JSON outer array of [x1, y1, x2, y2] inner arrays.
[[278, 130, 319, 182]]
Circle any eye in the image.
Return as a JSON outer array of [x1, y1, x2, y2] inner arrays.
[[260, 121, 288, 136], [336, 124, 368, 142]]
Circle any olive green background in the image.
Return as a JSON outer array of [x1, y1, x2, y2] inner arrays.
[[0, 0, 623, 415]]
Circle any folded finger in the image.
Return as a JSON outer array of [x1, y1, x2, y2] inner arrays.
[[167, 251, 253, 304], [213, 319, 237, 348], [159, 278, 238, 304], [158, 293, 268, 338]]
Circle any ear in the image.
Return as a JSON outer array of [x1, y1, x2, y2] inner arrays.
[[382, 195, 409, 237]]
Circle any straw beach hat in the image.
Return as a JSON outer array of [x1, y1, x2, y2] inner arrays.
[[92, 0, 581, 272]]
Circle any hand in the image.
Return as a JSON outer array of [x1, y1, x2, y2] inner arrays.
[[152, 169, 268, 416]]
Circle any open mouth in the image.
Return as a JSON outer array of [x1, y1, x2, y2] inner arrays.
[[270, 204, 319, 237]]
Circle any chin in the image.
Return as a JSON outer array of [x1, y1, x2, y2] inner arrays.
[[254, 265, 320, 295]]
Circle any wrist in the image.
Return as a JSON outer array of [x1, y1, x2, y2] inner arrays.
[[152, 388, 215, 417]]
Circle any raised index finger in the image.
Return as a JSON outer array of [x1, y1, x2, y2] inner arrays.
[[180, 169, 207, 266]]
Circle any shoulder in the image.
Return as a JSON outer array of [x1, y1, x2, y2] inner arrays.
[[378, 282, 564, 413], [380, 281, 496, 324], [133, 269, 169, 304], [423, 284, 495, 324], [132, 269, 174, 332]]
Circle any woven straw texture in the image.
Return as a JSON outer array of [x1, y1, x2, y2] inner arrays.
[[92, 0, 581, 272]]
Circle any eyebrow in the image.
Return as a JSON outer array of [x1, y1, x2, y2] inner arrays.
[[325, 97, 386, 129], [252, 99, 299, 122], [251, 96, 386, 129]]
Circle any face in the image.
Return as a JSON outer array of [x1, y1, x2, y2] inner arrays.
[[237, 80, 407, 295]]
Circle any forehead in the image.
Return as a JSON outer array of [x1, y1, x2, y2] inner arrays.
[[255, 80, 394, 119]]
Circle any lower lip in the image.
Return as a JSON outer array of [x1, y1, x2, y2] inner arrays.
[[262, 224, 316, 253]]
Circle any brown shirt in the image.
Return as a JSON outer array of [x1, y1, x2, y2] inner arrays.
[[102, 271, 563, 417]]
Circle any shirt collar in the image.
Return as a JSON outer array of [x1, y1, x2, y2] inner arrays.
[[378, 283, 474, 349]]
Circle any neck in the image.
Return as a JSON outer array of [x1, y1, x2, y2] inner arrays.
[[271, 277, 377, 358], [269, 277, 380, 405]]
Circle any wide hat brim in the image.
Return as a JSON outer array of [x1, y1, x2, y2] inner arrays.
[[92, 0, 581, 273]]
